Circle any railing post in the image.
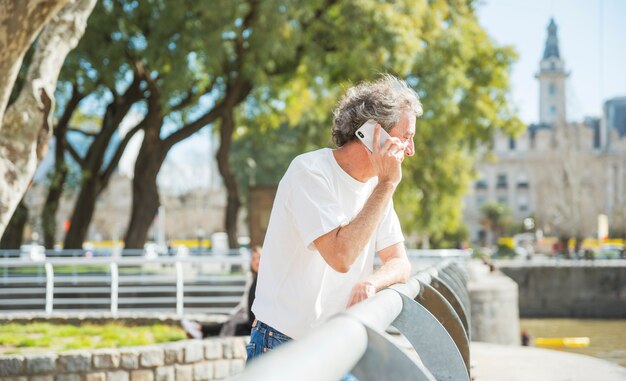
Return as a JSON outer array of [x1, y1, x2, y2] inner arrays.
[[45, 262, 54, 315], [2, 251, 7, 284], [110, 262, 119, 316], [72, 251, 78, 284], [176, 261, 184, 315]]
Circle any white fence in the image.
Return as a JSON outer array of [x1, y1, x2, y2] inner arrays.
[[0, 250, 251, 315], [0, 248, 470, 316]]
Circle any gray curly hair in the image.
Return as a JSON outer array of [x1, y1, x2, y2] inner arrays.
[[332, 74, 423, 147]]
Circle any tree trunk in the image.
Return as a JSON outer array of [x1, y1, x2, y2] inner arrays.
[[0, 0, 96, 237], [61, 78, 143, 248], [559, 236, 570, 258], [42, 85, 81, 248], [42, 165, 67, 248], [0, 0, 71, 122], [216, 108, 241, 249], [63, 178, 100, 249], [124, 120, 166, 249], [0, 199, 28, 249], [574, 236, 583, 257]]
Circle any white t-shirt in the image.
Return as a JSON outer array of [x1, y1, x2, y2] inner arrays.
[[251, 148, 404, 339]]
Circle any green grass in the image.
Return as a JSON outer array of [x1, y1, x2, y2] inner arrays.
[[0, 322, 187, 354]]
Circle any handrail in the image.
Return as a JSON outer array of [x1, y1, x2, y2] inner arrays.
[[234, 258, 471, 381]]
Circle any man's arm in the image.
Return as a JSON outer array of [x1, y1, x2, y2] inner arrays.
[[313, 125, 406, 273], [313, 181, 396, 273], [346, 242, 411, 307]]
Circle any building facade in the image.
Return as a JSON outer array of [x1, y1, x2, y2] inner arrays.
[[464, 18, 626, 244]]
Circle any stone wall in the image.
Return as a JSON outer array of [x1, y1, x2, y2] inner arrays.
[[499, 262, 626, 318], [0, 337, 247, 381]]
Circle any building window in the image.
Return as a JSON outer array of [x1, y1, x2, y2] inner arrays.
[[475, 179, 488, 190], [497, 196, 508, 205], [550, 105, 557, 115], [509, 137, 516, 150], [517, 173, 529, 189], [517, 194, 529, 213], [476, 195, 486, 207], [549, 83, 556, 96], [496, 174, 508, 189]]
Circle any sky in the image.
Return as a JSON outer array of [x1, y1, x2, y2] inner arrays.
[[476, 0, 626, 124]]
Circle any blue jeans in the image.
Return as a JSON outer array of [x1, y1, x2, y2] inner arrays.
[[246, 320, 358, 381], [246, 319, 293, 361]]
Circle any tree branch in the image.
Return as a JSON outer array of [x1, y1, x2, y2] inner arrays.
[[100, 118, 145, 184], [163, 0, 260, 150], [169, 77, 218, 113], [56, 83, 84, 134], [267, 0, 339, 76], [162, 101, 223, 150], [67, 127, 97, 137], [65, 141, 86, 168]]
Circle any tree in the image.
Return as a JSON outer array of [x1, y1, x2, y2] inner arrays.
[[0, 198, 28, 249], [396, 2, 523, 246], [41, 83, 85, 248], [59, 0, 429, 249], [231, 0, 523, 248], [533, 121, 600, 256], [480, 201, 512, 247], [0, 0, 96, 237], [34, 0, 521, 250], [61, 77, 146, 249]]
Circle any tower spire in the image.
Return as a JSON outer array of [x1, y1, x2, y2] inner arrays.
[[543, 18, 560, 60]]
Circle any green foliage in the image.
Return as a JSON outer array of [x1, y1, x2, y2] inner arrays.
[[0, 323, 186, 354], [230, 0, 524, 245], [480, 201, 513, 245], [48, 0, 523, 247]]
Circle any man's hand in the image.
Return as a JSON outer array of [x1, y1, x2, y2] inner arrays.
[[347, 281, 377, 307], [371, 124, 406, 186]]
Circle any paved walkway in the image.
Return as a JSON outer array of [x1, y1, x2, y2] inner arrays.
[[471, 342, 626, 381]]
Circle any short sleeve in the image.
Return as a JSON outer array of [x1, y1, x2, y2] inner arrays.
[[287, 170, 349, 250], [375, 201, 404, 252]]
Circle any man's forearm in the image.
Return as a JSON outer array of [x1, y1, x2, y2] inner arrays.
[[346, 254, 411, 307], [333, 181, 396, 264], [363, 256, 411, 291]]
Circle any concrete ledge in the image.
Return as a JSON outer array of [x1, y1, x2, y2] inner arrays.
[[471, 341, 626, 381], [468, 261, 520, 345]]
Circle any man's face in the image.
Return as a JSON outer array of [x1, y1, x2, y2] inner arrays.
[[388, 110, 416, 159]]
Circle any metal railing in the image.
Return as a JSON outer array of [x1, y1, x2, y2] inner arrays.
[[235, 259, 471, 381], [0, 250, 251, 315], [0, 248, 470, 315]]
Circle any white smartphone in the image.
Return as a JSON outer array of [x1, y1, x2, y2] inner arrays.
[[355, 119, 390, 152]]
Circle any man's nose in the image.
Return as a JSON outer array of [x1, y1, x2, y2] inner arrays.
[[404, 140, 415, 157]]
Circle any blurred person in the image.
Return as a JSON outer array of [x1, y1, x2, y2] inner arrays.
[[182, 245, 264, 339], [247, 245, 261, 327], [247, 74, 421, 369]]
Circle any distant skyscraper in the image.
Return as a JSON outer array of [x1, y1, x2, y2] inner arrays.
[[535, 18, 568, 125], [603, 97, 626, 141]]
